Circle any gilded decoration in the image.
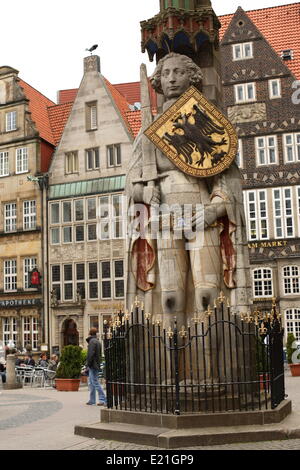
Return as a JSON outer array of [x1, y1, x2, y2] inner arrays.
[[144, 86, 238, 177]]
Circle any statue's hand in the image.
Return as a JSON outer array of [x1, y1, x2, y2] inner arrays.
[[143, 185, 160, 205]]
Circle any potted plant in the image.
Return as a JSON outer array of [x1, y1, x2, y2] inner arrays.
[[55, 345, 83, 391], [286, 333, 300, 377]]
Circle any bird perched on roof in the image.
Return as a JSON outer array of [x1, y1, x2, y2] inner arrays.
[[86, 44, 98, 55]]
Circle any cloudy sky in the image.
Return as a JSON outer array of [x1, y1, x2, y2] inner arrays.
[[1, 0, 297, 102]]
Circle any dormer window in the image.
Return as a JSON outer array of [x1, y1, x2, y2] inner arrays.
[[281, 49, 293, 61], [233, 42, 253, 61], [6, 111, 17, 132]]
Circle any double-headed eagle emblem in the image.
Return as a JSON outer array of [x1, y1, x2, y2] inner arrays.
[[145, 86, 237, 178]]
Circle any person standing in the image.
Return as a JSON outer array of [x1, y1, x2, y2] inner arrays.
[[86, 328, 106, 406]]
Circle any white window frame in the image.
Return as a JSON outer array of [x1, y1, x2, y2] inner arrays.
[[236, 139, 243, 168], [65, 151, 78, 174], [285, 309, 300, 341], [283, 266, 300, 295], [114, 260, 124, 299], [4, 259, 17, 292], [232, 42, 253, 61], [63, 264, 73, 301], [51, 265, 61, 301], [6, 111, 17, 132], [23, 200, 36, 230], [244, 190, 269, 241], [255, 135, 278, 166], [16, 147, 28, 174], [88, 262, 99, 300], [283, 133, 300, 163], [107, 144, 121, 168], [22, 317, 39, 351], [269, 79, 281, 99], [252, 268, 273, 298], [24, 257, 37, 289], [272, 187, 294, 239], [101, 260, 112, 300], [3, 317, 18, 346], [234, 82, 256, 103], [75, 263, 86, 301], [86, 148, 100, 170], [0, 151, 9, 177], [4, 202, 17, 233]]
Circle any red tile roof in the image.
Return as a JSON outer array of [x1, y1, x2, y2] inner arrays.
[[103, 77, 135, 138], [125, 110, 142, 138], [57, 88, 78, 105], [19, 79, 56, 145], [219, 2, 300, 79], [47, 102, 74, 146], [114, 82, 141, 105]]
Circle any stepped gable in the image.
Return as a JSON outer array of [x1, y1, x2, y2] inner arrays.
[[219, 3, 300, 79]]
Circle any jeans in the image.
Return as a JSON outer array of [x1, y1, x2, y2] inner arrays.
[[0, 372, 6, 384], [88, 368, 106, 405]]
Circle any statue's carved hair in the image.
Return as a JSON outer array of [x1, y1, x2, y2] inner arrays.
[[150, 53, 203, 94]]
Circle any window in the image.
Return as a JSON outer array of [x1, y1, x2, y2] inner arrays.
[[51, 265, 61, 301], [76, 264, 86, 300], [283, 266, 300, 295], [6, 111, 17, 132], [50, 203, 60, 224], [4, 259, 17, 291], [24, 257, 37, 289], [281, 49, 293, 61], [283, 133, 300, 163], [51, 228, 60, 244], [273, 188, 294, 238], [3, 317, 17, 346], [107, 144, 121, 167], [236, 139, 243, 168], [234, 83, 256, 103], [4, 203, 17, 233], [101, 261, 111, 299], [86, 102, 97, 131], [99, 194, 124, 240], [74, 199, 84, 221], [233, 42, 253, 60], [65, 151, 78, 174], [63, 264, 73, 301], [87, 224, 97, 241], [114, 260, 124, 298], [22, 317, 39, 351], [269, 79, 281, 99], [23, 200, 36, 230], [256, 136, 278, 165], [244, 190, 268, 240], [285, 309, 300, 341], [0, 151, 9, 177], [253, 268, 273, 298], [89, 315, 99, 331], [88, 262, 98, 299], [16, 147, 28, 174], [87, 198, 96, 220], [63, 226, 72, 243], [86, 148, 100, 170], [62, 201, 72, 223], [75, 224, 85, 242]]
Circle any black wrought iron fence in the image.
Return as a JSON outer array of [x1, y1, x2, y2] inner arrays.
[[103, 295, 285, 415]]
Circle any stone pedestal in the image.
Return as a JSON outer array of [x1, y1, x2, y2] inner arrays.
[[3, 354, 22, 390]]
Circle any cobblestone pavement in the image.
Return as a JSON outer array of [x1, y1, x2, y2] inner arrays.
[[1, 372, 300, 450]]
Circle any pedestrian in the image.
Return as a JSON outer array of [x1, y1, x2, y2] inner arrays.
[[37, 353, 48, 368], [48, 354, 59, 371], [86, 328, 106, 406], [23, 354, 35, 367], [0, 358, 6, 384]]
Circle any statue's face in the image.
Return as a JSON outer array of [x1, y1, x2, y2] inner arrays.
[[160, 56, 190, 99]]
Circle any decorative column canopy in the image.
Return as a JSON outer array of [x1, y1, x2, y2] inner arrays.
[[141, 0, 220, 64]]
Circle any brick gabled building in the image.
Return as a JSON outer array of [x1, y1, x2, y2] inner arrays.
[[220, 5, 300, 340]]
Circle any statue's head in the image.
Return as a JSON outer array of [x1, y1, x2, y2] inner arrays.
[[150, 53, 203, 99]]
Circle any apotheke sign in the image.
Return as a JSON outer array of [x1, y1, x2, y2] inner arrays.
[[0, 298, 41, 308]]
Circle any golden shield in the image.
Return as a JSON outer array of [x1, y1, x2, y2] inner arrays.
[[144, 86, 238, 178]]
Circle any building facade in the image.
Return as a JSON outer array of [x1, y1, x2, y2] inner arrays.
[[0, 66, 54, 352], [220, 6, 300, 341], [47, 56, 135, 351]]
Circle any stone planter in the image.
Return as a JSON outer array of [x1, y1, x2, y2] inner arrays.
[[55, 378, 81, 391], [289, 363, 300, 377]]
